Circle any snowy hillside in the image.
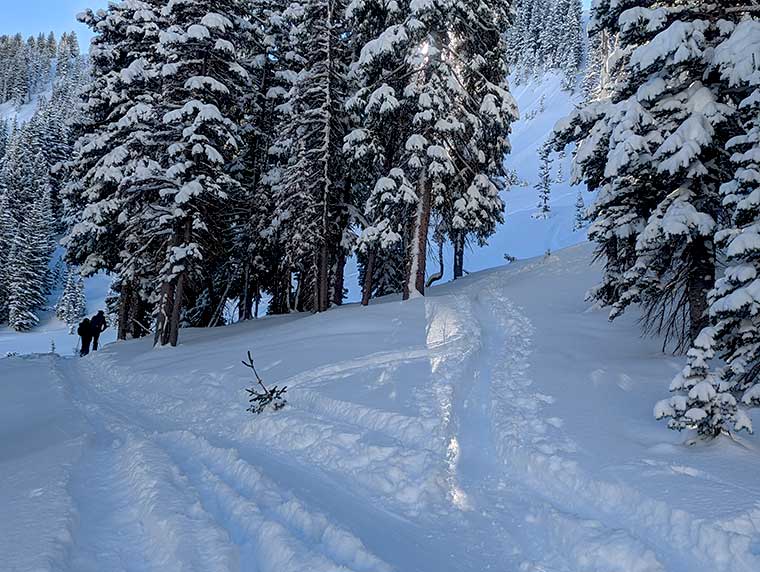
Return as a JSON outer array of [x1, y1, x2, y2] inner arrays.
[[3, 245, 759, 572], [475, 72, 588, 266], [342, 72, 587, 293]]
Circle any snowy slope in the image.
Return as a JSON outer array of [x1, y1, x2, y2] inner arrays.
[[2, 244, 758, 572], [342, 72, 588, 293]]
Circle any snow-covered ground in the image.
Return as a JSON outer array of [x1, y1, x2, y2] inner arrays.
[[3, 243, 758, 572]]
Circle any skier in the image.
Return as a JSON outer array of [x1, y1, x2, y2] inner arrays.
[[77, 318, 93, 357], [91, 310, 108, 351]]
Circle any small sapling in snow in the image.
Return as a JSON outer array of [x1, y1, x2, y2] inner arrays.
[[243, 351, 287, 414]]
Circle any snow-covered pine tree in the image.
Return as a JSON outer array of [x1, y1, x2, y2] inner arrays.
[[344, 0, 416, 304], [227, 0, 288, 320], [533, 147, 552, 219], [153, 0, 252, 346], [267, 0, 351, 313], [0, 192, 15, 323], [582, 27, 611, 102], [573, 190, 588, 231], [554, 0, 735, 352], [56, 267, 87, 332], [63, 2, 165, 342], [7, 191, 53, 331], [656, 16, 760, 436], [506, 0, 586, 83], [444, 0, 515, 279]]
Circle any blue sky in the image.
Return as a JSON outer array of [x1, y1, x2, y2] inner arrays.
[[0, 1, 107, 42]]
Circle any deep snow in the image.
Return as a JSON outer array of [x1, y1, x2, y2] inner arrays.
[[2, 244, 759, 572]]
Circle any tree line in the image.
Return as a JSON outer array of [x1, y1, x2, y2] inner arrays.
[[62, 0, 517, 347], [554, 1, 760, 436], [505, 0, 585, 87], [0, 34, 86, 331]]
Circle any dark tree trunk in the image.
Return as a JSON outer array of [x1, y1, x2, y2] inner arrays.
[[132, 290, 149, 339], [156, 279, 176, 347], [168, 270, 185, 347], [404, 174, 432, 300], [687, 237, 715, 343], [361, 249, 375, 306], [238, 265, 254, 321], [269, 265, 290, 315], [426, 237, 444, 288], [117, 282, 132, 341], [332, 248, 346, 306], [316, 244, 330, 312], [453, 232, 464, 280], [167, 220, 191, 347]]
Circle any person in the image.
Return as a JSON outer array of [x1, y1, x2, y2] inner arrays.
[[91, 310, 108, 351], [78, 318, 93, 357]]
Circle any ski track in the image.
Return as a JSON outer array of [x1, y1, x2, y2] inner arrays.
[[22, 272, 760, 572]]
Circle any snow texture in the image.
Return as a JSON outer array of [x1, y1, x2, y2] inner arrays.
[[1, 244, 758, 571]]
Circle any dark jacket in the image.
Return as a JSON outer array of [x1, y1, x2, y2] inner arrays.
[[91, 313, 107, 333], [78, 320, 92, 338]]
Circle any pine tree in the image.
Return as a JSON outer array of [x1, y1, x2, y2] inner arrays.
[[7, 192, 52, 331], [554, 0, 735, 351], [573, 190, 587, 231], [268, 0, 351, 313], [56, 267, 87, 332], [656, 17, 760, 436], [153, 0, 252, 346], [0, 192, 16, 323], [534, 148, 551, 219]]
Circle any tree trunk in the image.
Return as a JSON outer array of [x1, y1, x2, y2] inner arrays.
[[316, 244, 330, 312], [332, 248, 346, 306], [117, 282, 132, 341], [166, 220, 191, 347], [404, 173, 432, 300], [361, 248, 375, 306], [687, 237, 715, 343], [426, 237, 445, 288], [239, 265, 253, 321], [132, 289, 149, 339], [155, 279, 175, 346], [453, 232, 464, 280]]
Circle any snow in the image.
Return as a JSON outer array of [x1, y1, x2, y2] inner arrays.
[[2, 244, 759, 571]]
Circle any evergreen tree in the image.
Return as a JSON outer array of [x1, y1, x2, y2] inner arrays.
[[573, 190, 587, 231], [268, 0, 351, 313], [534, 148, 552, 219], [56, 268, 87, 332], [7, 191, 52, 331], [656, 17, 760, 436], [0, 192, 16, 323], [554, 0, 735, 351], [152, 0, 253, 346]]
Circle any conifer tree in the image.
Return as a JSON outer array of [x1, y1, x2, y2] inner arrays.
[[56, 268, 87, 332], [554, 0, 735, 350], [7, 192, 52, 331], [534, 148, 552, 219], [268, 0, 351, 313], [656, 17, 760, 436], [153, 0, 252, 346]]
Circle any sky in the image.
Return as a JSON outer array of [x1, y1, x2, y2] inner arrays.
[[0, 1, 107, 44]]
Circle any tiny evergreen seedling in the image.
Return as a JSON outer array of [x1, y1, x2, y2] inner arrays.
[[243, 351, 287, 415]]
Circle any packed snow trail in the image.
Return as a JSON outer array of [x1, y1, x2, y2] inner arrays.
[[2, 245, 759, 571]]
